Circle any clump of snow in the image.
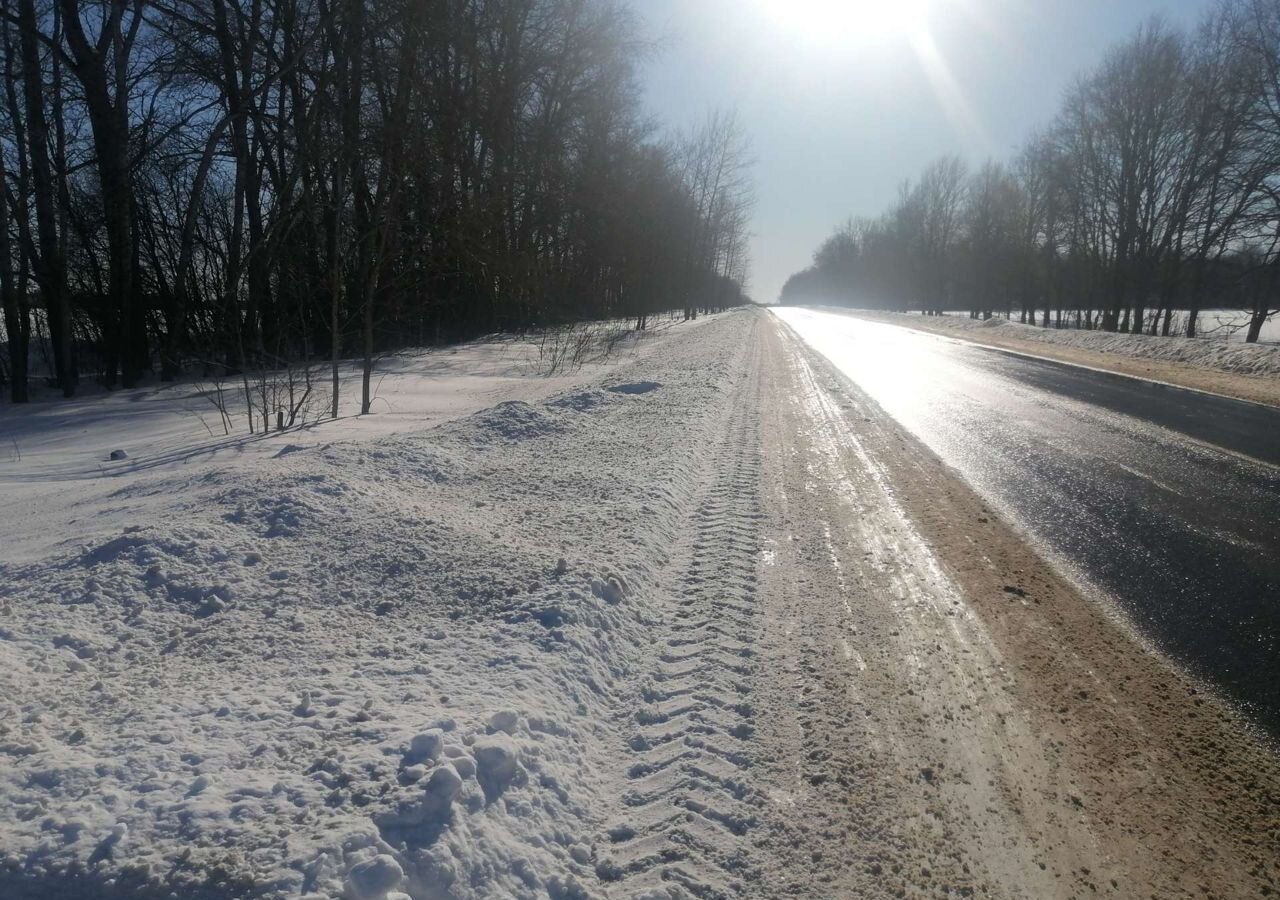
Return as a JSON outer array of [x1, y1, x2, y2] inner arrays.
[[378, 765, 464, 829], [407, 730, 445, 764], [347, 854, 405, 899], [473, 735, 523, 801], [590, 574, 628, 605], [488, 710, 520, 734]]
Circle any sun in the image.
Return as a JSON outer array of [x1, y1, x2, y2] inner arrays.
[[759, 0, 931, 46]]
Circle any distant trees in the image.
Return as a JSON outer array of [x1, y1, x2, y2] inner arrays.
[[783, 0, 1280, 343], [0, 0, 753, 405]]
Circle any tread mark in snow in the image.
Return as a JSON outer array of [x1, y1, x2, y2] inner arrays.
[[604, 396, 765, 900]]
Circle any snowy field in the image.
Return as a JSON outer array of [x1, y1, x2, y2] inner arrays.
[[838, 308, 1280, 377], [0, 312, 747, 899]]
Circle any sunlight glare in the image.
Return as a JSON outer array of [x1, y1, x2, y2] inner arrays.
[[760, 0, 931, 47]]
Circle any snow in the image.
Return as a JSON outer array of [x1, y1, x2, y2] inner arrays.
[[0, 311, 747, 899], [838, 308, 1280, 377], [407, 732, 445, 764], [347, 855, 406, 899], [0, 316, 691, 566]]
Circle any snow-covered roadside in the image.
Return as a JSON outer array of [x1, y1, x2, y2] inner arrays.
[[0, 315, 703, 566], [0, 311, 752, 899], [835, 308, 1280, 377]]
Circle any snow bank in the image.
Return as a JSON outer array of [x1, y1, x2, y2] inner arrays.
[[0, 311, 751, 898], [843, 309, 1280, 377]]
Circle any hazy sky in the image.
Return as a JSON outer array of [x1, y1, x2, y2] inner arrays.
[[636, 0, 1216, 303]]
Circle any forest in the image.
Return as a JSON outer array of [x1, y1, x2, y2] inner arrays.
[[0, 0, 755, 406], [782, 0, 1280, 344]]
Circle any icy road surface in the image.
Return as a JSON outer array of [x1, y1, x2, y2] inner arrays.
[[773, 306, 1280, 736]]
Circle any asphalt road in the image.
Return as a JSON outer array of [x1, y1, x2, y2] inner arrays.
[[774, 307, 1280, 737]]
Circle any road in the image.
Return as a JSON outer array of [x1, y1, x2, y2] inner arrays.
[[773, 306, 1280, 736]]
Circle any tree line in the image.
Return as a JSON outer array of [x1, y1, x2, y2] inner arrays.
[[782, 0, 1280, 344], [0, 0, 754, 406]]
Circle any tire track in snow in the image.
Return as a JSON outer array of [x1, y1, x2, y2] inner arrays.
[[598, 346, 765, 899]]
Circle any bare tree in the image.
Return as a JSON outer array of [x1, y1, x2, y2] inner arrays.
[[10, 0, 76, 395], [0, 0, 32, 401], [786, 2, 1280, 345]]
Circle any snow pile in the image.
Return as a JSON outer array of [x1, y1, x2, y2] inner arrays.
[[459, 400, 567, 442], [843, 309, 1280, 377], [0, 310, 751, 899], [547, 389, 615, 413]]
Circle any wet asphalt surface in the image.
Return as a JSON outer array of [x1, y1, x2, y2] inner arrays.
[[774, 307, 1280, 737]]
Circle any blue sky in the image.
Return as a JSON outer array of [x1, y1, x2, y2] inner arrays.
[[635, 0, 1216, 303]]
